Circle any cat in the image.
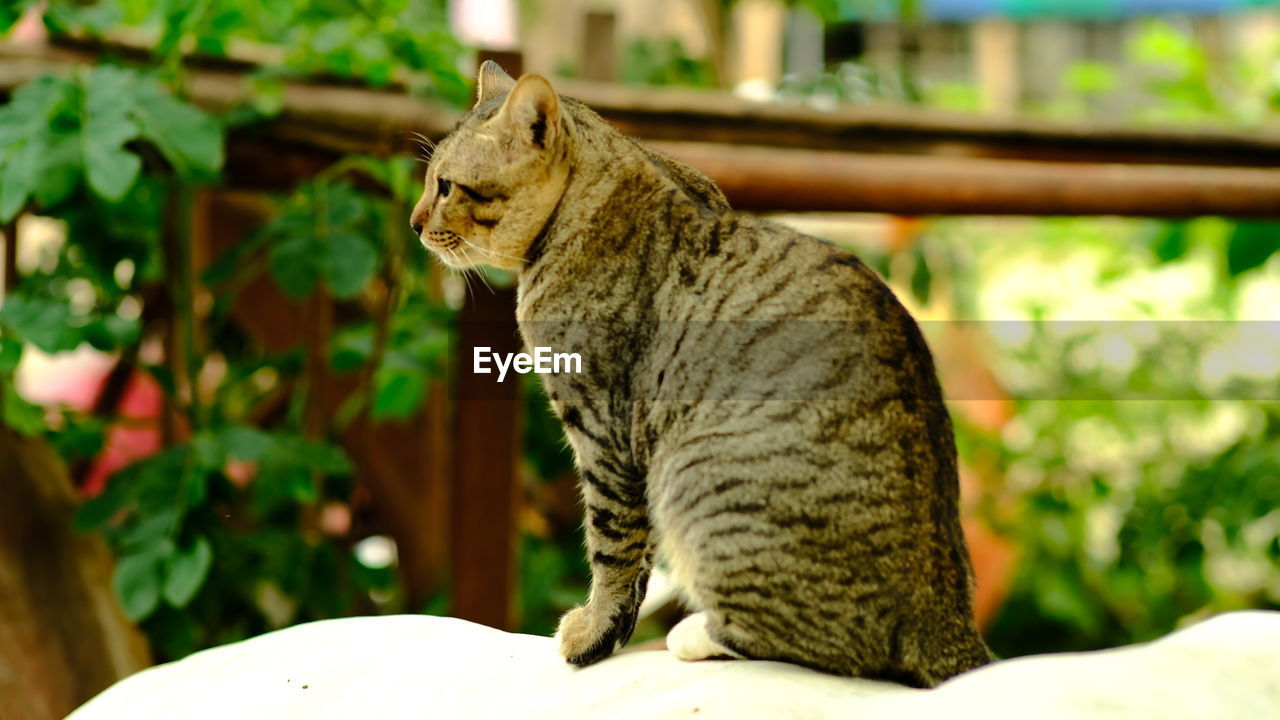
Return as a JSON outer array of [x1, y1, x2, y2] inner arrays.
[[410, 61, 995, 688]]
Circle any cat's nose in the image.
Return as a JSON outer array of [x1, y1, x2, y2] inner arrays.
[[411, 221, 423, 235]]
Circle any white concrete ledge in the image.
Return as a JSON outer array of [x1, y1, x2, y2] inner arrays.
[[69, 610, 1280, 720]]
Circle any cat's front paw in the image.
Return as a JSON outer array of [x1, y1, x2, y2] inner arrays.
[[556, 604, 633, 666]]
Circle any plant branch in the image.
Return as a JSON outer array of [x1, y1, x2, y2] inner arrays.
[[3, 217, 17, 297]]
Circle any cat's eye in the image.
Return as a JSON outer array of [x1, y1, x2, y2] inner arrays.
[[437, 177, 452, 198], [458, 184, 490, 203]]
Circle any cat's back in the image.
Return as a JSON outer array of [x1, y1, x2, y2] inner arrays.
[[651, 213, 934, 408], [667, 212, 902, 326]]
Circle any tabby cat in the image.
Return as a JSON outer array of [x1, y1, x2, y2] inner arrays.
[[410, 62, 994, 688]]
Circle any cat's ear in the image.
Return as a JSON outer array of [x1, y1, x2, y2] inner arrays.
[[476, 61, 515, 107], [494, 74, 560, 149]]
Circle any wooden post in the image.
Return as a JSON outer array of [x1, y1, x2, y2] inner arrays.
[[974, 18, 1018, 115], [582, 12, 617, 83], [729, 0, 785, 90], [2, 217, 16, 296], [449, 284, 522, 629]]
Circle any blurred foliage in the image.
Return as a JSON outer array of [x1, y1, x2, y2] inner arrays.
[[903, 215, 1280, 657], [1052, 19, 1280, 124], [956, 27, 1280, 658], [23, 0, 469, 103], [622, 37, 717, 88], [779, 61, 919, 105], [0, 0, 456, 660], [778, 19, 1280, 123], [0, 65, 221, 223]]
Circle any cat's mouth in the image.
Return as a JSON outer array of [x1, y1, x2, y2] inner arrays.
[[423, 231, 473, 266]]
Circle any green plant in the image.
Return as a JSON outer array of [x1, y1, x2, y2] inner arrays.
[[0, 1, 463, 661], [904, 214, 1280, 656], [621, 37, 716, 89], [25, 0, 469, 103], [0, 65, 220, 224]]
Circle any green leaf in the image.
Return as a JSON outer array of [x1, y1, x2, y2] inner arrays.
[[371, 365, 427, 420], [297, 440, 351, 475], [1065, 61, 1117, 96], [323, 232, 378, 298], [252, 465, 307, 515], [113, 546, 170, 621], [0, 75, 68, 147], [0, 1, 39, 32], [909, 245, 932, 307], [331, 347, 368, 372], [288, 472, 319, 503], [74, 478, 135, 532], [0, 75, 76, 221], [33, 130, 82, 208], [320, 183, 368, 227], [102, 313, 142, 347], [219, 425, 275, 461], [247, 73, 285, 118], [82, 114, 141, 201], [192, 430, 226, 470], [145, 363, 178, 398], [385, 155, 418, 203], [43, 0, 121, 35], [81, 68, 143, 201], [0, 337, 21, 373], [145, 605, 200, 661], [1036, 571, 1096, 633], [0, 295, 80, 353], [84, 66, 137, 116], [131, 83, 224, 176], [163, 537, 213, 608], [1, 377, 44, 436], [264, 180, 382, 299], [0, 138, 39, 222], [1226, 222, 1280, 276], [1151, 222, 1190, 264], [183, 469, 208, 509], [83, 314, 141, 352], [269, 234, 320, 298], [50, 418, 106, 460], [1131, 21, 1202, 75], [121, 508, 180, 550]]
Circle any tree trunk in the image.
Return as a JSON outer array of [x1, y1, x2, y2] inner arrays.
[[0, 428, 151, 720]]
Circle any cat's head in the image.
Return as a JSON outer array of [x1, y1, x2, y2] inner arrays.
[[410, 62, 572, 271]]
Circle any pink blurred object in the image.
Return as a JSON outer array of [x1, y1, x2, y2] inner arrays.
[[17, 345, 171, 497], [81, 371, 168, 497], [12, 2, 48, 43]]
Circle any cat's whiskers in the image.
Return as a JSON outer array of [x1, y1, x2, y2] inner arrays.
[[403, 131, 436, 164], [458, 235, 527, 266], [410, 131, 437, 152], [471, 265, 495, 294], [453, 249, 494, 295], [445, 247, 480, 304]]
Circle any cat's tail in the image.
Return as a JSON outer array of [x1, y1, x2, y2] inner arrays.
[[894, 619, 996, 688]]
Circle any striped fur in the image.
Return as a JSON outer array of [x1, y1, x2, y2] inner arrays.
[[411, 64, 994, 688]]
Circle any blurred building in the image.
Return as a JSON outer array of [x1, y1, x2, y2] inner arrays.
[[462, 0, 1280, 118]]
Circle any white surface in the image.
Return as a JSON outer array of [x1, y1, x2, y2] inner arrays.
[[69, 611, 1280, 720]]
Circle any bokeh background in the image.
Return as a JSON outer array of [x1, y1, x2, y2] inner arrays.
[[1, 2, 1278, 718]]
